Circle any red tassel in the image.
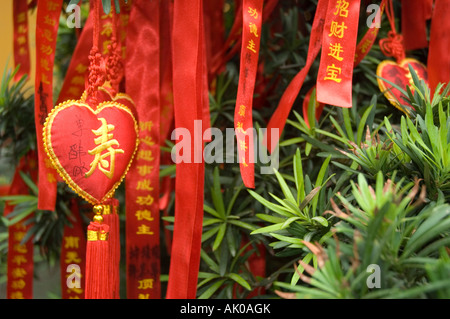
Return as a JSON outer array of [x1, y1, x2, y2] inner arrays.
[[85, 205, 113, 299], [103, 199, 120, 299]]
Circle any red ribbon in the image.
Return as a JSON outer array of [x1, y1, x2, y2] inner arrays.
[[34, 0, 63, 211], [210, 0, 279, 83], [12, 0, 30, 80], [6, 152, 38, 299], [56, 14, 93, 104], [401, 0, 430, 51], [265, 0, 329, 153], [234, 0, 264, 189], [60, 199, 86, 299], [204, 0, 225, 83], [265, 0, 383, 152], [354, 0, 385, 66], [166, 0, 205, 299], [428, 0, 450, 93], [316, 0, 361, 107], [125, 0, 161, 299]]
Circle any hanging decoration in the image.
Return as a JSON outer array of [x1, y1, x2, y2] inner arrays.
[[34, 0, 62, 212], [42, 0, 139, 299], [427, 0, 450, 95], [234, 0, 264, 189], [124, 0, 162, 299], [6, 0, 450, 301], [60, 199, 87, 299], [376, 0, 428, 114], [166, 0, 206, 299], [316, 0, 361, 108], [12, 0, 30, 80], [5, 152, 37, 299]]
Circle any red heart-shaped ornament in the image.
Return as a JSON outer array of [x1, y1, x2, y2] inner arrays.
[[377, 58, 428, 113], [43, 100, 139, 205]]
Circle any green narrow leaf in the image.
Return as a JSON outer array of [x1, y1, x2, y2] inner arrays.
[[273, 169, 296, 205], [311, 216, 328, 227], [197, 279, 227, 299], [212, 223, 227, 251], [248, 189, 292, 217], [356, 104, 374, 146], [291, 252, 313, 285], [227, 273, 251, 291], [311, 156, 331, 216], [211, 167, 226, 218], [293, 148, 305, 204]]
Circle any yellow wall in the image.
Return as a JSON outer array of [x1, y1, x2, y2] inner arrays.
[[0, 0, 36, 85]]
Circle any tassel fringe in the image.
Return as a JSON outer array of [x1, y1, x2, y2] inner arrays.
[[85, 205, 113, 299]]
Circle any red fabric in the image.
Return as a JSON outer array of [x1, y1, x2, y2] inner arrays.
[[5, 152, 37, 299], [85, 221, 112, 299], [316, 0, 361, 108], [354, 0, 385, 66], [34, 0, 62, 211], [234, 0, 264, 189], [12, 0, 30, 80], [57, 14, 93, 104], [60, 199, 87, 299], [428, 0, 450, 93], [210, 0, 279, 81], [264, 0, 329, 153], [166, 0, 205, 299], [204, 0, 225, 83], [124, 0, 162, 299], [377, 58, 428, 111], [401, 0, 429, 51], [43, 101, 139, 205], [103, 198, 120, 299], [159, 0, 175, 144]]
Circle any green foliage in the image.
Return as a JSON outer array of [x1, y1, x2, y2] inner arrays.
[[0, 66, 35, 164], [275, 173, 450, 298], [385, 87, 450, 201], [249, 149, 333, 256]]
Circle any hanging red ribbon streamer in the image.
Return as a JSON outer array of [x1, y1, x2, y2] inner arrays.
[[125, 0, 161, 299], [354, 0, 385, 66], [264, 0, 329, 153], [12, 0, 30, 80], [316, 0, 361, 107], [34, 0, 62, 211], [60, 199, 86, 299], [159, 0, 175, 257], [266, 0, 383, 153], [57, 13, 93, 104], [6, 152, 38, 299], [210, 0, 279, 83], [234, 0, 264, 189], [166, 0, 205, 299], [401, 0, 430, 51], [428, 0, 450, 93]]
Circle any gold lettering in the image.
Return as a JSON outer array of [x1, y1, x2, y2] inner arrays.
[[85, 118, 124, 179]]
